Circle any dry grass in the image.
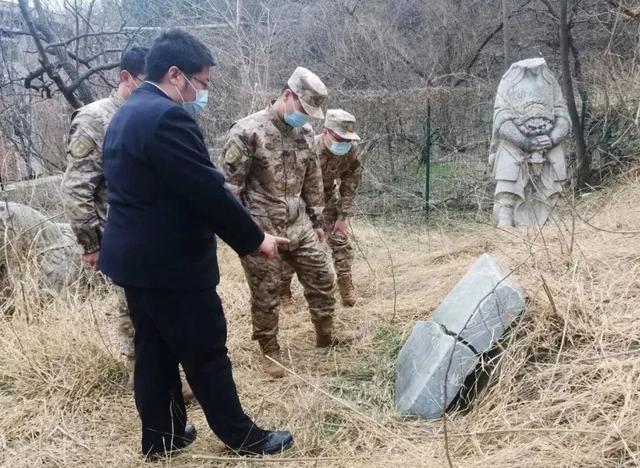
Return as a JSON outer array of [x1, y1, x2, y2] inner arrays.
[[2, 175, 640, 467]]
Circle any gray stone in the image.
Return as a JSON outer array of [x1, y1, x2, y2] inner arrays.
[[0, 202, 81, 291], [431, 253, 525, 353], [394, 254, 525, 419], [395, 320, 477, 419]]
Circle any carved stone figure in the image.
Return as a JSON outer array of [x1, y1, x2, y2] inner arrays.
[[489, 58, 571, 227], [0, 202, 81, 291]]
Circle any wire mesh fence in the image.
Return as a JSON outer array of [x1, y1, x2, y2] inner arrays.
[[329, 87, 496, 220], [6, 83, 640, 225]]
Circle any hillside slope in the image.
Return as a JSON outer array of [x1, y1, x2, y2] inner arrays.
[[1, 176, 639, 467]]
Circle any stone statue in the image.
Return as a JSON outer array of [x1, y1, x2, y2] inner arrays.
[[0, 202, 82, 291], [489, 57, 571, 228]]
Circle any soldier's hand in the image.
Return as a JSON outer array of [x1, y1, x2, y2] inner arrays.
[[82, 250, 100, 271], [259, 233, 289, 259], [315, 228, 326, 243], [332, 219, 349, 237]]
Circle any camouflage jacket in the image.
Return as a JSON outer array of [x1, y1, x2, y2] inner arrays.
[[221, 105, 324, 240], [315, 135, 363, 219], [61, 91, 124, 254]]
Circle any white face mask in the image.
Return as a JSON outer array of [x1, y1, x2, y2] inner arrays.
[[124, 75, 143, 98]]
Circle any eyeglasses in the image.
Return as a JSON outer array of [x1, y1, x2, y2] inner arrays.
[[190, 76, 209, 90]]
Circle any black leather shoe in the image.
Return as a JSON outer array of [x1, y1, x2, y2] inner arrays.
[[174, 423, 197, 450], [235, 430, 294, 456], [147, 423, 197, 459]]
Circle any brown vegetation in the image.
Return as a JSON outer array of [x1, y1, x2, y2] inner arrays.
[[2, 169, 640, 466]]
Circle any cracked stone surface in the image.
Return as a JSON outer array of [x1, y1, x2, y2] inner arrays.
[[430, 253, 525, 353], [395, 254, 525, 419], [395, 321, 477, 419]]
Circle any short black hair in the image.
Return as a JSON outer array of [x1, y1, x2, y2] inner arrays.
[[120, 46, 148, 76], [145, 29, 215, 82]]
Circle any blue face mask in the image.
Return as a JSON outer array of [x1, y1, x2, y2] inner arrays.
[[329, 141, 352, 156], [285, 110, 309, 128], [283, 94, 310, 128], [183, 89, 208, 117], [178, 72, 208, 117]]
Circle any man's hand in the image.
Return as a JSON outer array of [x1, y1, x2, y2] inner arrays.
[[258, 233, 289, 259], [315, 228, 326, 243], [332, 218, 349, 237], [82, 250, 100, 271]]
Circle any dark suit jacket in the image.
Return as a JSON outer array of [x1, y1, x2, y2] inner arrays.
[[99, 82, 263, 290]]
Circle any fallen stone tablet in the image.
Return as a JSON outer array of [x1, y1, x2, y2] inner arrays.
[[395, 321, 477, 418], [395, 254, 525, 419], [430, 253, 525, 353]]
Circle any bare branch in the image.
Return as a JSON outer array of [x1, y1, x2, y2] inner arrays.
[[66, 62, 119, 93], [17, 0, 82, 108], [607, 0, 640, 21], [454, 22, 504, 86], [43, 30, 130, 52], [0, 28, 44, 40]]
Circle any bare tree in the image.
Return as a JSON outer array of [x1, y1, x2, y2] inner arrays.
[[559, 0, 590, 189], [8, 0, 140, 109], [502, 0, 513, 67]]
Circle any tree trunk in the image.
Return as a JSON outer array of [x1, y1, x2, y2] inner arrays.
[[502, 0, 512, 68], [559, 0, 590, 189], [31, 0, 95, 105]]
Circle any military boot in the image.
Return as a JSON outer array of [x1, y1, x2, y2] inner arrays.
[[315, 319, 333, 348], [337, 274, 357, 307], [315, 318, 355, 348], [279, 281, 296, 313], [259, 338, 285, 379]]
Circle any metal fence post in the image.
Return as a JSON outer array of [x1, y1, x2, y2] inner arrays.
[[422, 100, 432, 218]]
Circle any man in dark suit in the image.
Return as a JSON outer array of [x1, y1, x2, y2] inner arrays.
[[100, 29, 293, 458]]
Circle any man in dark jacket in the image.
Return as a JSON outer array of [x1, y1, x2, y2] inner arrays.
[[100, 29, 293, 458]]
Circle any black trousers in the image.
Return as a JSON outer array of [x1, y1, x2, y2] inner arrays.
[[124, 286, 260, 455]]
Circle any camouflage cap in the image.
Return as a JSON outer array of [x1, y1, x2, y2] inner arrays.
[[287, 67, 327, 120], [324, 109, 360, 141]]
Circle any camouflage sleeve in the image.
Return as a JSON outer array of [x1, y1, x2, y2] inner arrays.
[[220, 124, 252, 200], [302, 140, 325, 229], [337, 145, 363, 219], [61, 118, 103, 254]]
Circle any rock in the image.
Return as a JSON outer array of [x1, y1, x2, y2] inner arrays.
[[430, 254, 525, 353], [0, 202, 81, 291], [395, 254, 525, 419], [395, 321, 477, 419]]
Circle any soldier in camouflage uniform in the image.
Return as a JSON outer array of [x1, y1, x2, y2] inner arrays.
[[280, 109, 363, 308], [61, 48, 193, 397], [222, 67, 339, 378]]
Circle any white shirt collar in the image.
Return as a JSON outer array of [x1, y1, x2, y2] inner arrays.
[[144, 80, 171, 98]]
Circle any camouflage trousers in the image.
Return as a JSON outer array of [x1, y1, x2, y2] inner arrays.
[[241, 226, 336, 353], [114, 286, 135, 359], [281, 201, 354, 288]]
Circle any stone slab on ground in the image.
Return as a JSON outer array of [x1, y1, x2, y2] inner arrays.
[[430, 253, 525, 353], [395, 253, 526, 419], [395, 320, 477, 419]]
